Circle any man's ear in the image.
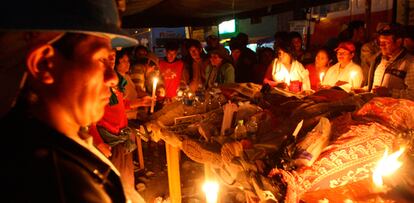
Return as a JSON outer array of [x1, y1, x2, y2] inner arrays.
[[26, 44, 55, 84]]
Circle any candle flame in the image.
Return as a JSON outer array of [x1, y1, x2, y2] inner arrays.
[[153, 77, 159, 85], [274, 67, 290, 85], [350, 71, 357, 78], [319, 72, 325, 82], [373, 147, 405, 188], [203, 181, 219, 203]]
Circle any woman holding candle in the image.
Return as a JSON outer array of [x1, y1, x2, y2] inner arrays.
[[115, 49, 153, 119], [305, 48, 332, 91], [263, 42, 311, 92], [321, 41, 363, 92]]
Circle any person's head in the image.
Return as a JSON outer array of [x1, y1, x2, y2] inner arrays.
[[377, 23, 405, 57], [277, 42, 295, 65], [335, 41, 355, 65], [289, 32, 303, 52], [314, 49, 331, 68], [348, 20, 366, 43], [404, 25, 414, 53], [229, 38, 243, 62], [236, 32, 249, 47], [165, 41, 179, 63], [273, 31, 289, 51], [257, 47, 275, 66], [23, 33, 117, 126], [134, 45, 148, 59], [0, 0, 137, 124], [206, 35, 220, 48], [209, 47, 231, 67], [186, 39, 203, 61], [115, 49, 131, 74]]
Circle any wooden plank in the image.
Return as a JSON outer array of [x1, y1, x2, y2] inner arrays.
[[166, 144, 181, 203], [136, 135, 145, 170]]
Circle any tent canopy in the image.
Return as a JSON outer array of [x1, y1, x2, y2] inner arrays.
[[122, 0, 344, 28]]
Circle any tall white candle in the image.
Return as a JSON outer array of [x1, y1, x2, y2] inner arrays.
[[350, 71, 357, 89], [150, 77, 158, 113], [319, 72, 325, 83]]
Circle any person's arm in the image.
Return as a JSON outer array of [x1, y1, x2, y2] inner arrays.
[[298, 63, 311, 91], [223, 63, 235, 83], [391, 62, 414, 100], [127, 96, 152, 109], [263, 59, 278, 87]]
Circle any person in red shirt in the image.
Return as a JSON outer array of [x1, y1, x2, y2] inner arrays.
[[305, 48, 332, 90], [159, 41, 186, 99]]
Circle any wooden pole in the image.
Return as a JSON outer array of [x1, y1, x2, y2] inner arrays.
[[365, 0, 372, 40], [136, 135, 145, 170], [166, 144, 181, 203]]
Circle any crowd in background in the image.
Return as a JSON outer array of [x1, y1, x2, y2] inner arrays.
[[114, 21, 414, 105]]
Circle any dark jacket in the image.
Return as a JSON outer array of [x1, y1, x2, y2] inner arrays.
[[1, 106, 126, 203]]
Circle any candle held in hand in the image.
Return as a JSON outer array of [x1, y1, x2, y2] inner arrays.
[[350, 71, 357, 89], [319, 72, 325, 83], [150, 77, 158, 113]]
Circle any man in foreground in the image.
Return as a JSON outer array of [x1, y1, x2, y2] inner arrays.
[[0, 0, 139, 202]]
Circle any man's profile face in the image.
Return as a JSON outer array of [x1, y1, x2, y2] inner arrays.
[[52, 35, 117, 126]]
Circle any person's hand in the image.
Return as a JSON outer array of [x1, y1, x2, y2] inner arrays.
[[140, 96, 153, 107], [373, 86, 391, 97], [334, 80, 348, 86], [318, 84, 331, 90], [97, 143, 112, 157], [352, 88, 367, 94], [130, 96, 153, 108], [275, 82, 288, 89]]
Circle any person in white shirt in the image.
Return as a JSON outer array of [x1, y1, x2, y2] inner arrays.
[[321, 41, 363, 92], [263, 42, 311, 92]]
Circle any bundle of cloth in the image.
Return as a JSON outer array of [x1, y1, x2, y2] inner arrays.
[[144, 83, 414, 202], [269, 97, 414, 202]]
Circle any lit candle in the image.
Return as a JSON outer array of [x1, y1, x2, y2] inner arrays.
[[319, 72, 325, 83], [203, 181, 219, 203], [350, 71, 357, 89], [150, 77, 158, 113], [372, 147, 405, 190]]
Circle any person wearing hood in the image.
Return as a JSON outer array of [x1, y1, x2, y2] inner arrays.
[[205, 47, 235, 88]]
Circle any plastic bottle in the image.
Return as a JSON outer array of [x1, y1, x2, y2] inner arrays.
[[234, 120, 247, 140]]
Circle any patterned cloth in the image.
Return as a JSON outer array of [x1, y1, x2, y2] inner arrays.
[[269, 97, 414, 202]]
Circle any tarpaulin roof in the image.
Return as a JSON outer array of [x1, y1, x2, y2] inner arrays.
[[122, 0, 344, 28]]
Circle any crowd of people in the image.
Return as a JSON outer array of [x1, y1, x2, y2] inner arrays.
[[112, 21, 414, 105]]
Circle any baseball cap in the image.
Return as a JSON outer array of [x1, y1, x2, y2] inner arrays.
[[335, 41, 356, 53]]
